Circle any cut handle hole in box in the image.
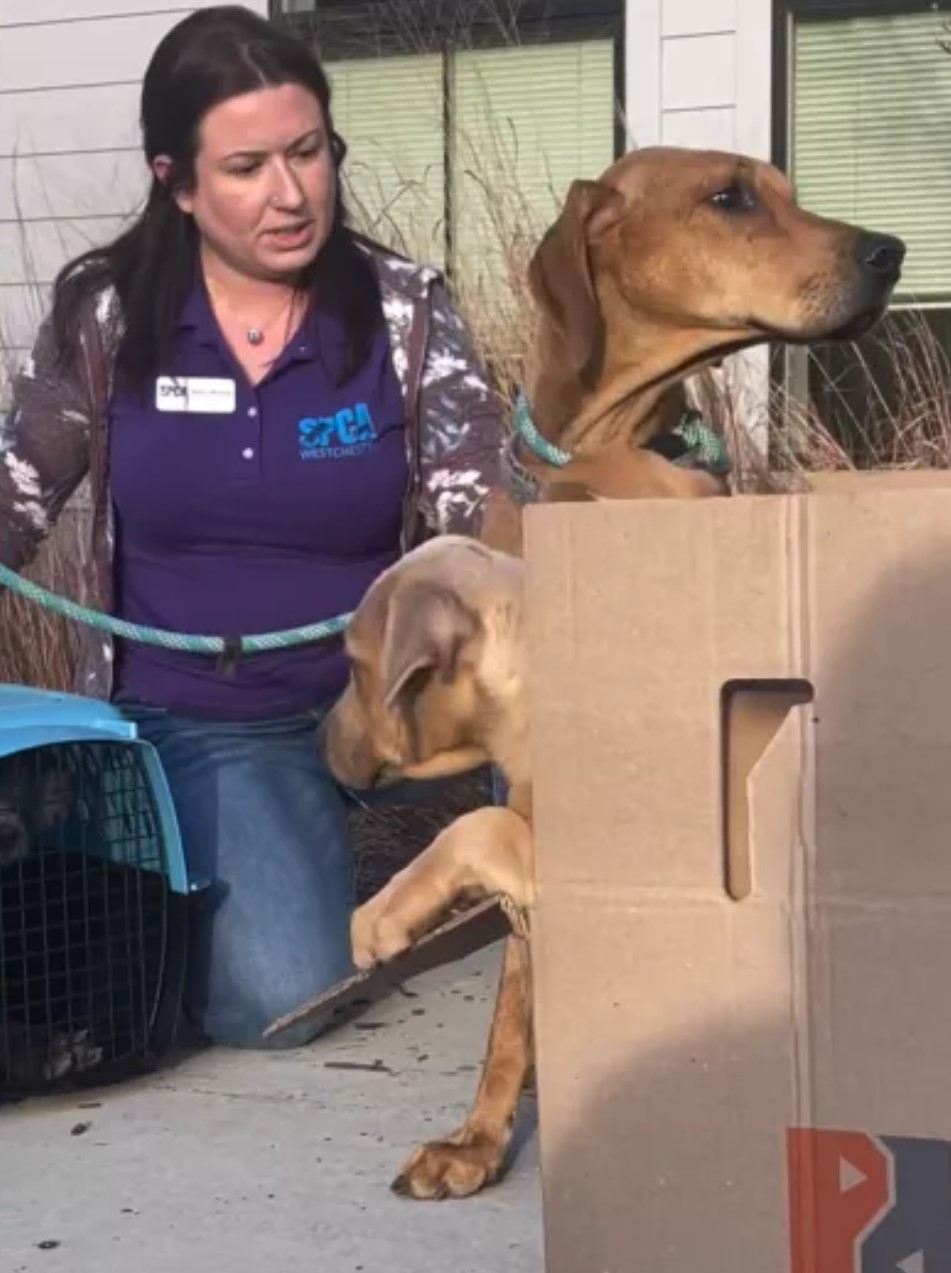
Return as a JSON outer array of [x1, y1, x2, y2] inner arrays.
[[721, 678, 814, 902]]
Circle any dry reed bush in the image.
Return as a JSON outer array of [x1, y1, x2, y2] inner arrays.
[[0, 188, 97, 693], [691, 311, 951, 496], [0, 524, 83, 691], [0, 308, 87, 691]]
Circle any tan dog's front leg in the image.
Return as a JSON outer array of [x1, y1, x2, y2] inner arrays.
[[350, 806, 533, 969], [392, 933, 533, 1200]]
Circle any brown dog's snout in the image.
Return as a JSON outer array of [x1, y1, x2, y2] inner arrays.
[[855, 231, 905, 286], [796, 222, 906, 344]]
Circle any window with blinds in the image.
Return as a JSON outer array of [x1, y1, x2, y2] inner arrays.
[[326, 53, 446, 269], [791, 9, 951, 305], [449, 40, 616, 305], [325, 37, 616, 295]]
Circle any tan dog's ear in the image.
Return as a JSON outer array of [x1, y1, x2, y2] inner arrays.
[[382, 582, 480, 710], [528, 177, 624, 378]]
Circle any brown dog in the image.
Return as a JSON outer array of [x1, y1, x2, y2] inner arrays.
[[481, 144, 904, 553], [324, 144, 904, 1200]]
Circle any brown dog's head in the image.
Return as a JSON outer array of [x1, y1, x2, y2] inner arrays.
[[323, 536, 526, 792], [527, 145, 905, 437]]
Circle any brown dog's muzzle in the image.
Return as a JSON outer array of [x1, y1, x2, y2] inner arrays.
[[834, 229, 905, 338], [790, 224, 906, 345]]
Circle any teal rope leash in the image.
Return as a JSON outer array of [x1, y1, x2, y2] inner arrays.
[[0, 561, 352, 658]]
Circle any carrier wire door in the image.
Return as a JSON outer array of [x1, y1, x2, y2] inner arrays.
[[0, 686, 195, 1099]]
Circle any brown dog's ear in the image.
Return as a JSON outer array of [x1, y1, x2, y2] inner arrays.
[[381, 582, 480, 710], [528, 177, 624, 378]]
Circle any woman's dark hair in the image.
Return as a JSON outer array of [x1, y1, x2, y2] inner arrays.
[[51, 4, 383, 390]]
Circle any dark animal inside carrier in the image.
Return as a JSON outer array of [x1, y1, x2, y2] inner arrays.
[[0, 686, 194, 1100]]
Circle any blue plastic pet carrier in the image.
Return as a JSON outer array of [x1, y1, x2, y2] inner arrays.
[[0, 685, 194, 1099]]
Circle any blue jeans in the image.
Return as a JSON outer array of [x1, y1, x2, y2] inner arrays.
[[120, 699, 480, 1051]]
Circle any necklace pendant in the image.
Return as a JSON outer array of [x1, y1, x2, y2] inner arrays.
[[247, 327, 264, 346]]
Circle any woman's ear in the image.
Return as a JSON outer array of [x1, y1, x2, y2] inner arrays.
[[151, 154, 173, 185], [152, 154, 193, 213]]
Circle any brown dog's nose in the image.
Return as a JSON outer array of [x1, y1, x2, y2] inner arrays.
[[856, 232, 905, 282]]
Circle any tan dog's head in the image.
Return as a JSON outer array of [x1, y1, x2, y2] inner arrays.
[[528, 145, 905, 438], [324, 537, 526, 791]]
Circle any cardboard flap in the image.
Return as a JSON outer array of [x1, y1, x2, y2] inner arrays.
[[261, 899, 509, 1039]]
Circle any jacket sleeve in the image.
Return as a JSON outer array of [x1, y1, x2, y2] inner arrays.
[[413, 280, 507, 539], [0, 308, 93, 572]]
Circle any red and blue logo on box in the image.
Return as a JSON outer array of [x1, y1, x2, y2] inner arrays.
[[788, 1128, 951, 1272]]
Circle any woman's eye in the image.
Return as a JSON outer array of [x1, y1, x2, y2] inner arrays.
[[709, 183, 757, 213]]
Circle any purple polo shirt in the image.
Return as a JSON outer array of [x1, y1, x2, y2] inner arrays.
[[109, 275, 408, 718]]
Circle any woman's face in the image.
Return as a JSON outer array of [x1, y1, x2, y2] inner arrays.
[[173, 81, 336, 281]]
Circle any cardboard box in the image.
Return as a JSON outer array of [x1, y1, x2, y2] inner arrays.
[[523, 473, 951, 1273]]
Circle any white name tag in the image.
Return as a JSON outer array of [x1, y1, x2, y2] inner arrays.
[[155, 376, 237, 415]]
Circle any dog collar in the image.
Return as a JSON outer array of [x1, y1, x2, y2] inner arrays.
[[511, 389, 731, 481]]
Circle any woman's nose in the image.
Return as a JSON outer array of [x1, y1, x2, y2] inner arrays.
[[267, 158, 305, 208]]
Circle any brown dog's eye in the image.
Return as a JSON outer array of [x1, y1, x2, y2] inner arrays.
[[708, 183, 757, 214]]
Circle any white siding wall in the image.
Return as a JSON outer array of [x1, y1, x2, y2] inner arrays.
[[0, 0, 267, 380], [624, 0, 774, 445]]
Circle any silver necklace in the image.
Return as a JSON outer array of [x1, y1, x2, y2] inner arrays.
[[244, 294, 293, 346], [208, 283, 296, 348]]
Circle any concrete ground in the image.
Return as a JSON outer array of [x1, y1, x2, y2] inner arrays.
[[0, 943, 542, 1273]]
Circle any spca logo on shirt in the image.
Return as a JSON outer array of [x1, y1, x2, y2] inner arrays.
[[298, 404, 377, 460]]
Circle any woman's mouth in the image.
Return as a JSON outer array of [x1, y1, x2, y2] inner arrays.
[[264, 222, 314, 250]]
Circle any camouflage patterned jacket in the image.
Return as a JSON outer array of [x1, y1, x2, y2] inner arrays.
[[0, 239, 506, 700]]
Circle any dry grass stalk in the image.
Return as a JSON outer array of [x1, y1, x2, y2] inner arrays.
[[691, 310, 951, 495], [0, 516, 83, 691]]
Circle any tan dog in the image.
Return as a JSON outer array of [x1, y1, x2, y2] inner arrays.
[[481, 144, 905, 552], [324, 536, 534, 1199], [325, 144, 904, 1200]]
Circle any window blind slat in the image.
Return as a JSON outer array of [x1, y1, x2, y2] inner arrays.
[[792, 12, 951, 301]]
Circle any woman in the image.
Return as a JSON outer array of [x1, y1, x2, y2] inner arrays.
[[0, 5, 505, 1049]]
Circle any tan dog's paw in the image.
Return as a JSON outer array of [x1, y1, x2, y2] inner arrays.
[[350, 884, 413, 970], [391, 1129, 504, 1201]]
